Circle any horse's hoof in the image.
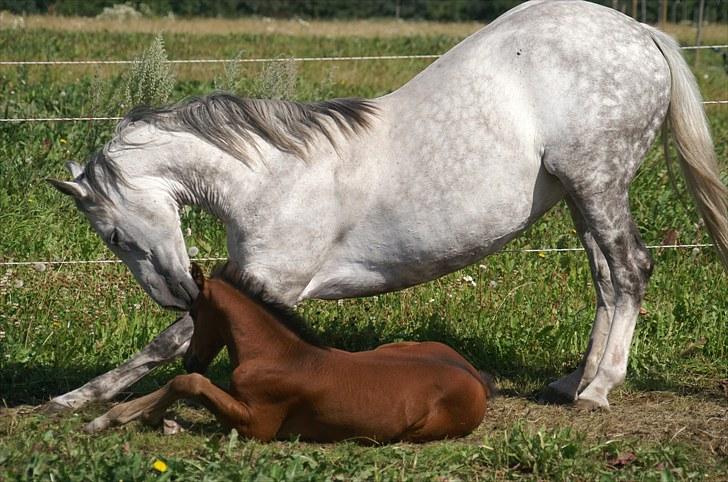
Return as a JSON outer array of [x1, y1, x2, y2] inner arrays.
[[40, 400, 75, 414], [538, 384, 576, 405], [574, 397, 610, 412]]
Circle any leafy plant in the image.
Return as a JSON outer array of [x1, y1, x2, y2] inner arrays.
[[122, 33, 176, 109]]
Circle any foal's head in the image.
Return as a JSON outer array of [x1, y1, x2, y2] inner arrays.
[[183, 261, 323, 373], [183, 263, 226, 374]]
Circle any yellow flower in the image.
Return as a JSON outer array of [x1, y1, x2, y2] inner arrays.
[[538, 251, 546, 258], [59, 138, 67, 144], [152, 459, 168, 473]]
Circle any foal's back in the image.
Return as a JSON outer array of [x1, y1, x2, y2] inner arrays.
[[235, 337, 491, 443], [321, 341, 490, 442]]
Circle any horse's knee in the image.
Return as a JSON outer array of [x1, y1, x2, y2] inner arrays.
[[610, 232, 653, 297], [630, 239, 653, 296], [635, 243, 654, 280]]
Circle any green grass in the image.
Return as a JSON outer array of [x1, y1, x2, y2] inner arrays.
[[1, 18, 727, 481], [2, 413, 719, 481]]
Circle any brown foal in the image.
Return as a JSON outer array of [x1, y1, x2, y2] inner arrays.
[[85, 263, 493, 442]]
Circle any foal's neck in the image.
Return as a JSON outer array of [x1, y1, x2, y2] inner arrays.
[[213, 284, 316, 367]]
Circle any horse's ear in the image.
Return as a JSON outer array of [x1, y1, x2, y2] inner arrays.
[[65, 161, 84, 178], [46, 179, 88, 200], [190, 262, 205, 290]]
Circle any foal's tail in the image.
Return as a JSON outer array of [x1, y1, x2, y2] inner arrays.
[[478, 370, 499, 399], [645, 25, 728, 270]]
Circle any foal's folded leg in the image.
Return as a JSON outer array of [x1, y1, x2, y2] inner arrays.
[[84, 373, 251, 434]]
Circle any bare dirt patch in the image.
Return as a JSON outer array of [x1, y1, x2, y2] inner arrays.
[[474, 390, 728, 457]]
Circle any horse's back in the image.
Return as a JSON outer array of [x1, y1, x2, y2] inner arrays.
[[386, 0, 670, 202], [407, 0, 669, 132]]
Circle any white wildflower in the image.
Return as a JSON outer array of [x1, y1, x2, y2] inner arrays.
[[187, 246, 199, 257], [33, 262, 47, 272]]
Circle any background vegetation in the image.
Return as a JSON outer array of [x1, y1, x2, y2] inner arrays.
[[1, 0, 726, 22], [0, 8, 726, 481]]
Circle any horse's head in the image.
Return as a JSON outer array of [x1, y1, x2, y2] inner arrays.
[[48, 158, 198, 310], [183, 263, 225, 374]]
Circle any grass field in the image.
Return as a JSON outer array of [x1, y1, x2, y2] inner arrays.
[[1, 12, 727, 481]]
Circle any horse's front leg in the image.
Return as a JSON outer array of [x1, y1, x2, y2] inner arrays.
[[45, 314, 194, 412], [84, 373, 252, 435]]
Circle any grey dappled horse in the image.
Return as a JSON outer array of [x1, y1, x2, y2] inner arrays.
[[48, 0, 728, 411]]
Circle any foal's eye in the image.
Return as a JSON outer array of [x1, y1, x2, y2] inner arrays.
[[109, 229, 120, 246]]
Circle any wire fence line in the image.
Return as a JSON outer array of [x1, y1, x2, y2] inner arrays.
[[0, 44, 726, 67], [0, 44, 723, 270], [0, 116, 124, 123], [3, 100, 726, 123], [1, 44, 725, 123], [0, 244, 715, 268]]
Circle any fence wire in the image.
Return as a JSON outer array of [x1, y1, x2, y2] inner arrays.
[[0, 43, 725, 269], [1, 101, 725, 123], [0, 44, 726, 66], [0, 244, 716, 268]]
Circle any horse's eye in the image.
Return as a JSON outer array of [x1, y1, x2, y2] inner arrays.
[[109, 229, 119, 246]]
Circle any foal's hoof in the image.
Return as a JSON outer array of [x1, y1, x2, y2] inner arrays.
[[84, 416, 111, 433]]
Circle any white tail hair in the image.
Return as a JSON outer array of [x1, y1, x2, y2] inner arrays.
[[646, 25, 728, 270]]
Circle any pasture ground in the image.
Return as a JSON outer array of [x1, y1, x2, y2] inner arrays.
[[1, 13, 727, 481]]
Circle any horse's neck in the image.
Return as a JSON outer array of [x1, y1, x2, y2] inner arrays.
[[144, 129, 356, 228]]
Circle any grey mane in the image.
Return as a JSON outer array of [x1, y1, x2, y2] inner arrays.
[[118, 92, 377, 165]]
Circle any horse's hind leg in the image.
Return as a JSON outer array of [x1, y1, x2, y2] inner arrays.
[[545, 195, 616, 403], [560, 189, 653, 409]]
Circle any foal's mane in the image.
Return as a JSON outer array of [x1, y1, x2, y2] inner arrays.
[[211, 261, 325, 348], [119, 92, 377, 166]]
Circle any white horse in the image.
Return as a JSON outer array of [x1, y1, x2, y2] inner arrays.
[[48, 0, 727, 411]]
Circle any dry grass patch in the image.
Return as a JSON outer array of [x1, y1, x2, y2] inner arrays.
[[476, 391, 728, 457], [0, 13, 482, 38], [3, 13, 726, 46]]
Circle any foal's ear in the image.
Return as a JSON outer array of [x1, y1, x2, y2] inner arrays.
[[190, 262, 206, 290]]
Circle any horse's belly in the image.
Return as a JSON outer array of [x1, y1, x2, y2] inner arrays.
[[301, 162, 563, 300]]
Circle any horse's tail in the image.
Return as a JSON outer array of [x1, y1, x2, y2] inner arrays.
[[645, 25, 728, 270]]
